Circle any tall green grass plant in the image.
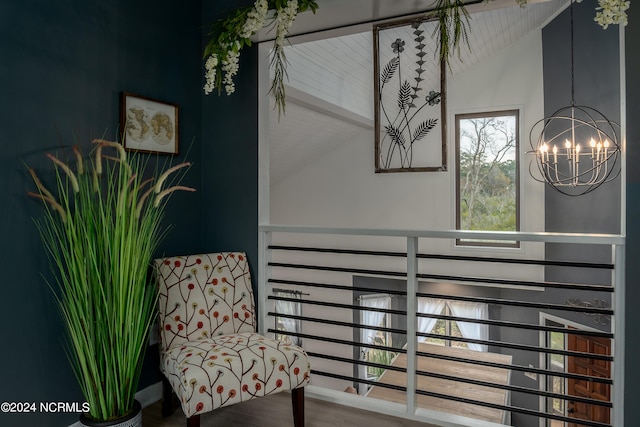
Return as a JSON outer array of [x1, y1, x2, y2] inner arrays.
[[28, 140, 194, 422]]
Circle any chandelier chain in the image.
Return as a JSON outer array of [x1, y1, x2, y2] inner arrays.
[[570, 0, 575, 106]]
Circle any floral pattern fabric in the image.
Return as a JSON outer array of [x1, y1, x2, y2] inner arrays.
[[155, 252, 310, 418]]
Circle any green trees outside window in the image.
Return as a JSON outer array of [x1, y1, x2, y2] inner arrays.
[[456, 110, 519, 247]]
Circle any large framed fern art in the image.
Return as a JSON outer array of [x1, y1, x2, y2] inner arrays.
[[374, 16, 446, 173]]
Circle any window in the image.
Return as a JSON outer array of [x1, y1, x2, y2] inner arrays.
[[424, 304, 468, 349], [273, 289, 302, 346], [455, 110, 519, 247], [419, 298, 489, 352]]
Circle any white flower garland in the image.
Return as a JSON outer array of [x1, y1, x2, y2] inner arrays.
[[222, 43, 241, 95], [203, 0, 629, 115], [594, 0, 630, 29], [240, 0, 269, 38], [276, 0, 299, 46], [203, 0, 318, 114], [203, 54, 218, 95]]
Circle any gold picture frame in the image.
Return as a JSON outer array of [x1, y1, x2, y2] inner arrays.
[[121, 92, 179, 155]]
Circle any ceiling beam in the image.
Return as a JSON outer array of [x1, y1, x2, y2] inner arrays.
[[284, 85, 374, 130]]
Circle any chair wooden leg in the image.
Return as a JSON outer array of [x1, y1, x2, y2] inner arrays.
[[291, 387, 305, 427], [187, 414, 200, 427], [162, 376, 175, 417]]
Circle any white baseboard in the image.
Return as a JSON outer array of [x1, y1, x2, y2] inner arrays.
[[68, 381, 163, 427], [135, 381, 163, 408]]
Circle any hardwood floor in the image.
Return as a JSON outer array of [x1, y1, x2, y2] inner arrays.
[[142, 391, 437, 427]]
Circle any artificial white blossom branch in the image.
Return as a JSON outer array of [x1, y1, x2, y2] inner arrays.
[[202, 0, 319, 114], [203, 0, 629, 115]]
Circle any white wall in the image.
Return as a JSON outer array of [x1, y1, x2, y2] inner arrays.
[[271, 29, 545, 242], [265, 29, 548, 393], [448, 29, 546, 239]]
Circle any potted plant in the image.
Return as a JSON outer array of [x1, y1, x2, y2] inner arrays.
[[27, 139, 194, 426]]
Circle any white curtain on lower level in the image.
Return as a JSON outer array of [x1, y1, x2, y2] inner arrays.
[[417, 297, 446, 342], [274, 291, 302, 346], [359, 294, 391, 348], [358, 294, 391, 395], [448, 300, 489, 352]]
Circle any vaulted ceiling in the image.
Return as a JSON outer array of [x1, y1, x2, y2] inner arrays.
[[266, 0, 566, 185]]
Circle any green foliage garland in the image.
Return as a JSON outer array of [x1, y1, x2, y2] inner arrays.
[[203, 0, 629, 115], [434, 0, 471, 63], [203, 0, 318, 117]]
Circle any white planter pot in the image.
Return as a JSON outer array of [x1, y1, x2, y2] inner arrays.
[[79, 400, 142, 427]]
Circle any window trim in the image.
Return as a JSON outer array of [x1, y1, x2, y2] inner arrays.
[[455, 109, 521, 248]]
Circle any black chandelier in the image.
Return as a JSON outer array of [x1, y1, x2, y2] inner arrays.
[[528, 0, 620, 196]]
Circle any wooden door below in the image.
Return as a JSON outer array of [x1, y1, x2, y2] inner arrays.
[[567, 334, 611, 427]]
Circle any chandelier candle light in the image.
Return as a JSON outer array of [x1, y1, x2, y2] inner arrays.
[[531, 104, 619, 194], [529, 0, 620, 196]]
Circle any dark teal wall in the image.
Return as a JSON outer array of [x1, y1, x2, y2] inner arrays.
[[201, 0, 260, 295], [624, 2, 640, 426], [0, 1, 202, 426], [543, 1, 621, 234]]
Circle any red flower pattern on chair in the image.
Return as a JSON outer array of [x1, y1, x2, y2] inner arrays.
[[155, 252, 310, 424]]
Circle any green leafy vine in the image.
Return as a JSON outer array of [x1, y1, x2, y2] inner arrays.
[[203, 0, 318, 117], [203, 0, 629, 115]]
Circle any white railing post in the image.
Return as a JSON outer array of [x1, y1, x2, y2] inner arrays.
[[258, 230, 272, 336], [406, 236, 418, 416], [613, 242, 625, 427]]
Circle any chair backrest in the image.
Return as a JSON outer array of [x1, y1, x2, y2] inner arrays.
[[154, 252, 256, 352]]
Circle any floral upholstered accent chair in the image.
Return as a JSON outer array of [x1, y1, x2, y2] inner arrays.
[[155, 252, 310, 427]]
